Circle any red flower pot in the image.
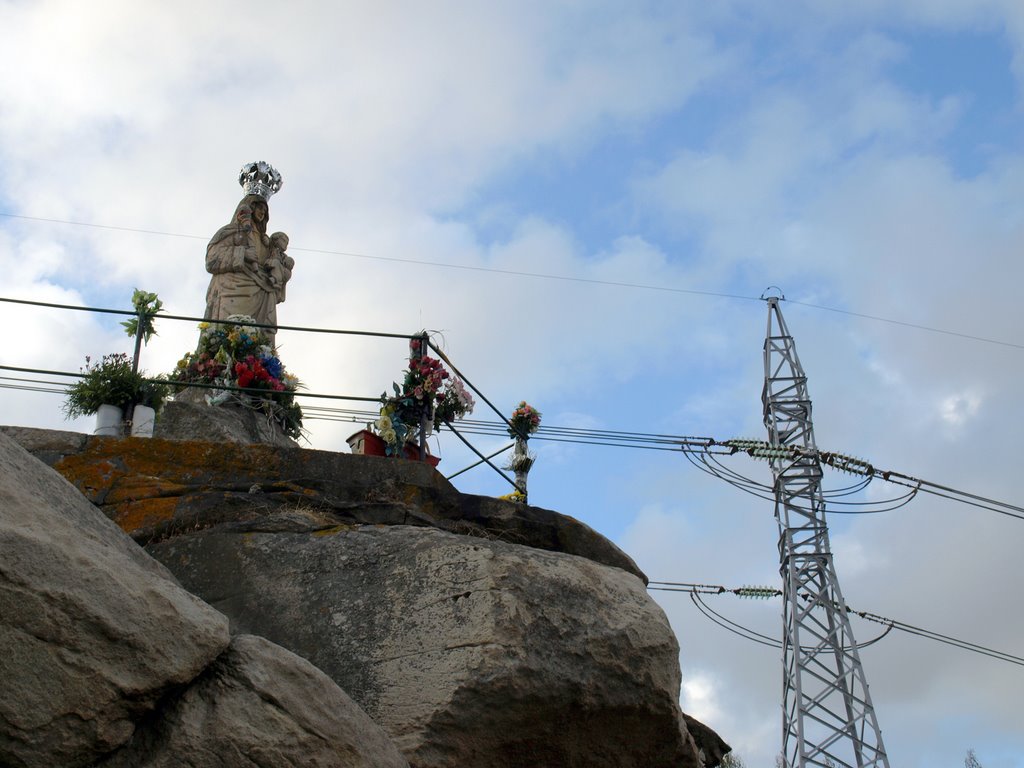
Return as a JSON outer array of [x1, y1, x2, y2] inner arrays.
[[346, 430, 440, 467], [347, 429, 387, 457]]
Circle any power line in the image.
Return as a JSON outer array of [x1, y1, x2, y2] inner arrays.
[[0, 213, 208, 241], [852, 610, 1024, 668], [687, 590, 782, 649], [3, 211, 1020, 349], [685, 590, 893, 652], [0, 366, 381, 404], [682, 444, 922, 515], [3, 362, 1020, 524], [648, 580, 1024, 668], [787, 298, 1024, 350], [0, 295, 417, 340], [722, 438, 1024, 522], [0, 213, 754, 302]]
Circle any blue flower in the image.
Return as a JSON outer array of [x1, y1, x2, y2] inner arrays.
[[261, 354, 284, 379]]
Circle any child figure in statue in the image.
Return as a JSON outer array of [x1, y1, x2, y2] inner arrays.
[[268, 231, 293, 303]]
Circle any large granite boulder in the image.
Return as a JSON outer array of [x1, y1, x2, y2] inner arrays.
[[147, 516, 701, 768], [0, 431, 409, 768], [1, 426, 729, 766], [96, 634, 409, 768], [0, 431, 230, 767]]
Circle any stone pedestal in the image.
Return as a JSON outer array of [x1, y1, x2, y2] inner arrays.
[[154, 393, 298, 448]]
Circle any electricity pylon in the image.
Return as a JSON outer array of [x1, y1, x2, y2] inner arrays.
[[761, 295, 889, 768]]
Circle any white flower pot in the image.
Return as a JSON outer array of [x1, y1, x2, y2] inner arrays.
[[94, 404, 124, 436], [130, 404, 156, 438]]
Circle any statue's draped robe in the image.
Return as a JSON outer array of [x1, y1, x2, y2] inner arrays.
[[204, 196, 292, 338]]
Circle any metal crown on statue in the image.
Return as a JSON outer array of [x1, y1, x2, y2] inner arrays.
[[238, 161, 283, 200]]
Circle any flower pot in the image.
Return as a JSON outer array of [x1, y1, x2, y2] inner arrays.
[[130, 404, 156, 438], [402, 442, 441, 467], [347, 429, 387, 457], [94, 404, 124, 436], [346, 429, 440, 466]]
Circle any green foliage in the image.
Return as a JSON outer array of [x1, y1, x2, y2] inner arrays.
[[120, 288, 162, 343], [64, 290, 170, 422], [137, 375, 171, 409], [965, 748, 983, 768], [720, 753, 746, 767], [63, 353, 166, 418]]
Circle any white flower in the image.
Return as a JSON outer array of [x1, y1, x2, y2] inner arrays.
[[451, 377, 475, 414]]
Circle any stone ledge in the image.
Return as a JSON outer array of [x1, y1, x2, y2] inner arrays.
[[3, 426, 647, 583]]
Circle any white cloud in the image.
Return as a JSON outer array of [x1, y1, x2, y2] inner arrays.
[[938, 389, 982, 427], [681, 672, 722, 725]]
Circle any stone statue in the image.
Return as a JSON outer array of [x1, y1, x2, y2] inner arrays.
[[204, 162, 293, 342]]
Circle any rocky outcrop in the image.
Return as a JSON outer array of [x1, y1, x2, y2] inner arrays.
[[4, 427, 645, 582], [0, 425, 88, 464], [684, 714, 732, 767], [96, 634, 408, 768], [2, 426, 729, 767], [0, 431, 408, 767], [146, 516, 699, 767]]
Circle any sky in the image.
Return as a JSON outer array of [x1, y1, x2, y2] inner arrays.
[[1, 1, 1023, 765]]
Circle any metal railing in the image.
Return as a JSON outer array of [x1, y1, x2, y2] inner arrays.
[[0, 295, 527, 493]]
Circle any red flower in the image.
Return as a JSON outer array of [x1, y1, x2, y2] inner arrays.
[[235, 362, 254, 387]]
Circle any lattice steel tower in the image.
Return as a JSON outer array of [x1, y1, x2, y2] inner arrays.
[[761, 296, 889, 768]]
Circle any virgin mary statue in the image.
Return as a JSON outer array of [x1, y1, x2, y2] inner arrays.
[[204, 163, 293, 343]]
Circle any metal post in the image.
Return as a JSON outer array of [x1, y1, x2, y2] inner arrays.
[[512, 435, 530, 500], [412, 332, 429, 461], [762, 297, 889, 768], [131, 308, 144, 376], [127, 306, 145, 435]]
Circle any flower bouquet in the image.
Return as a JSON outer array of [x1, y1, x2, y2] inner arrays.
[[171, 315, 303, 439], [505, 400, 541, 478], [376, 337, 475, 456], [508, 401, 541, 440]]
